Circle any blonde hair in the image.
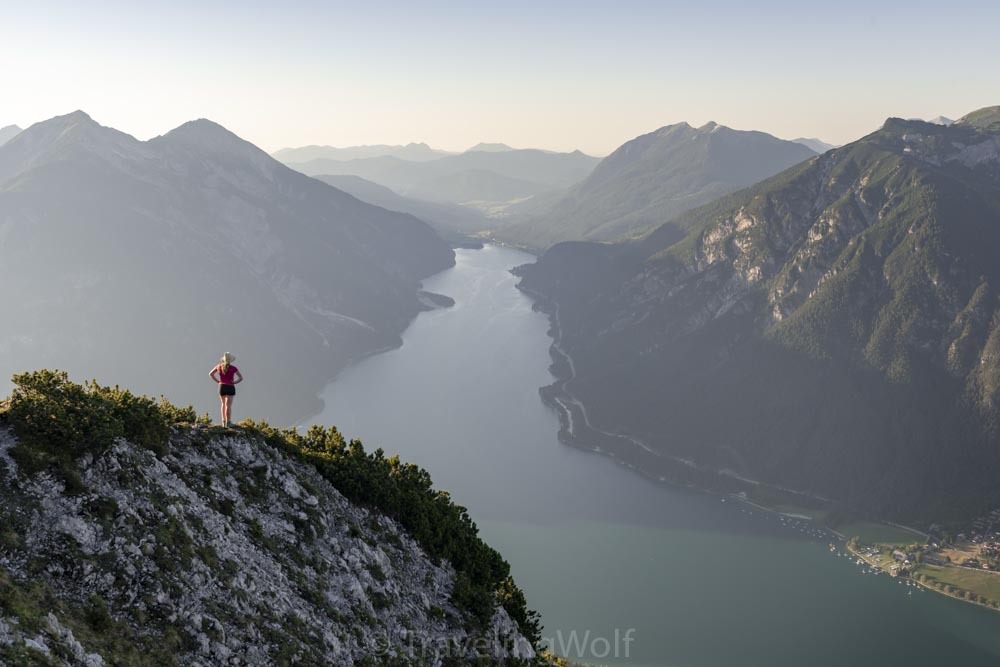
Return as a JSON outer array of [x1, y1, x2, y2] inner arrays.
[[220, 352, 235, 373]]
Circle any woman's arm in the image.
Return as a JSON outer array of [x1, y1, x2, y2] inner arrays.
[[233, 370, 244, 384], [209, 366, 220, 383]]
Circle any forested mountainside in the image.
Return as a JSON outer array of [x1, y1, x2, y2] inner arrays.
[[0, 371, 543, 666], [0, 111, 455, 424], [498, 122, 815, 249], [516, 107, 1000, 522]]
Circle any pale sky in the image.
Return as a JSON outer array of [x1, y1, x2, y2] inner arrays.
[[2, 0, 998, 156]]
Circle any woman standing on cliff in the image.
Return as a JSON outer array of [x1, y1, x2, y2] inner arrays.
[[209, 352, 243, 427]]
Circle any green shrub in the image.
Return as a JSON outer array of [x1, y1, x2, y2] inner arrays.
[[2, 370, 204, 491], [241, 420, 541, 646]]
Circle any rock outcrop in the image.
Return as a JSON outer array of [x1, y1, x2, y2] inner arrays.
[[0, 423, 536, 665]]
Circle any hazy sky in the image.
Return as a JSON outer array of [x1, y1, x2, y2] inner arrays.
[[2, 1, 998, 156]]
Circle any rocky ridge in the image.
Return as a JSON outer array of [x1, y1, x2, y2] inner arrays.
[[0, 422, 535, 665]]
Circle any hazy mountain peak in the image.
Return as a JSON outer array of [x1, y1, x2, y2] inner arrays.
[[157, 118, 249, 146], [928, 115, 955, 126], [497, 120, 816, 248], [655, 121, 692, 135], [34, 109, 105, 136], [63, 109, 93, 122], [0, 111, 141, 184], [273, 141, 453, 164], [466, 142, 514, 153], [152, 119, 276, 173], [0, 124, 21, 146], [792, 137, 837, 153]]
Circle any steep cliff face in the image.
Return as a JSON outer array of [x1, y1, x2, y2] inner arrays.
[[516, 107, 1000, 521], [0, 379, 537, 666]]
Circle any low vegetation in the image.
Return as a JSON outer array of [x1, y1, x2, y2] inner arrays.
[[913, 565, 1000, 608], [241, 418, 542, 644], [0, 568, 185, 665], [0, 370, 543, 653], [0, 370, 207, 492]]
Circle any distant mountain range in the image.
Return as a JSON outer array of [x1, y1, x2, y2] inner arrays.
[[792, 137, 837, 153], [0, 125, 21, 146], [278, 147, 599, 209], [466, 142, 515, 152], [272, 142, 453, 163], [0, 111, 454, 424], [498, 122, 816, 248], [516, 106, 1000, 522], [312, 174, 491, 238]]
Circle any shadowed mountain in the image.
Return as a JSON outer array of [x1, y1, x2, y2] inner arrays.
[[516, 106, 1000, 522], [0, 125, 20, 146], [312, 174, 492, 238], [281, 148, 599, 207], [497, 122, 816, 249], [0, 111, 454, 424], [272, 142, 453, 163]]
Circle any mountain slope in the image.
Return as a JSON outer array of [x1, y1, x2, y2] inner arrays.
[[313, 174, 492, 237], [0, 111, 455, 424], [498, 122, 816, 249], [0, 125, 20, 146], [792, 137, 837, 153], [272, 142, 453, 163], [516, 106, 1000, 521], [282, 149, 599, 206], [0, 373, 538, 665]]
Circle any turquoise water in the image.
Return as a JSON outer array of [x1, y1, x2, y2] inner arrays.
[[313, 245, 1000, 667]]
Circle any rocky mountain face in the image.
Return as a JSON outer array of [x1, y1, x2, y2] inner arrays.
[[0, 111, 455, 424], [0, 125, 20, 146], [497, 122, 816, 249], [516, 107, 1000, 522], [0, 374, 539, 665], [281, 149, 599, 209]]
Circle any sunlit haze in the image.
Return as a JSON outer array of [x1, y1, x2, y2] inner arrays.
[[4, 0, 998, 154]]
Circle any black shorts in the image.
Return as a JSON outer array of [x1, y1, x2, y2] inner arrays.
[[220, 384, 236, 396]]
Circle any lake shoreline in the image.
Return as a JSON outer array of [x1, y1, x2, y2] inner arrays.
[[513, 274, 935, 543], [847, 542, 1000, 616], [514, 279, 833, 506], [311, 244, 1000, 666]]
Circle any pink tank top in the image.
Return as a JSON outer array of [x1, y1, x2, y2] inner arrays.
[[217, 364, 239, 385]]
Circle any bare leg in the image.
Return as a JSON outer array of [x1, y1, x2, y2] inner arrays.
[[225, 396, 234, 425], [219, 395, 226, 425]]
